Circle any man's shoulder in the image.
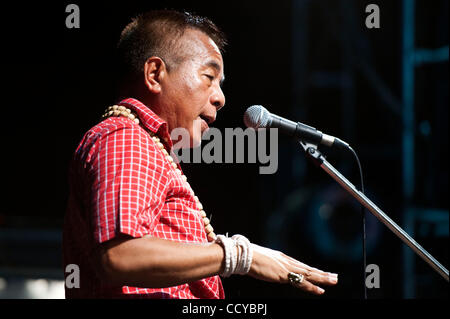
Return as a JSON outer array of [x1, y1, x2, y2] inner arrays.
[[89, 116, 143, 136], [74, 117, 158, 161], [82, 117, 151, 145]]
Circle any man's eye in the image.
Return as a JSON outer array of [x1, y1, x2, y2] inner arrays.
[[204, 74, 214, 80]]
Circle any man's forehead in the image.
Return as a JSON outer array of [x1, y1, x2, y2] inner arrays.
[[206, 35, 222, 57], [179, 29, 223, 60], [179, 29, 224, 77]]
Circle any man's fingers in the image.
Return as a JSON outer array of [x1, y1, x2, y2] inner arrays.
[[251, 244, 338, 294], [280, 253, 322, 273], [291, 278, 326, 295], [280, 253, 338, 285], [297, 267, 338, 286], [294, 266, 338, 285]]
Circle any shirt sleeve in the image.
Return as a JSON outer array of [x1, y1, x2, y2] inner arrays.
[[87, 123, 170, 244]]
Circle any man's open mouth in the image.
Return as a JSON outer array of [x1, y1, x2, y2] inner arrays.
[[199, 114, 213, 125]]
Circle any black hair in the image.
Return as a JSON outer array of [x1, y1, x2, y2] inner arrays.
[[116, 10, 227, 81]]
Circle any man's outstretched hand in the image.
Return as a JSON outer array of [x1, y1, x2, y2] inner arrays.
[[248, 244, 338, 295]]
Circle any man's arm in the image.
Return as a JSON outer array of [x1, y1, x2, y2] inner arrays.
[[98, 234, 225, 288], [98, 234, 338, 294]]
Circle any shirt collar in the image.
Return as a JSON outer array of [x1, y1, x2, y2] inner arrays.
[[118, 98, 173, 149]]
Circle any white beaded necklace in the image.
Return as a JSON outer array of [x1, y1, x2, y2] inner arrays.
[[102, 105, 217, 242]]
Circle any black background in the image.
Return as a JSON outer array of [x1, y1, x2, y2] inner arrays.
[[1, 0, 448, 299]]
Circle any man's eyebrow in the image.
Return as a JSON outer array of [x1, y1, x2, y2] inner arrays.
[[206, 60, 225, 85]]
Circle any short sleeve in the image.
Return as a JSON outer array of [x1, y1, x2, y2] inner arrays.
[[87, 123, 170, 243]]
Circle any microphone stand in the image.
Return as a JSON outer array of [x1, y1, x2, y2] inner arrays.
[[299, 141, 449, 282]]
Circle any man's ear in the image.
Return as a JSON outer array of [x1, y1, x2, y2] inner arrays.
[[144, 57, 166, 94]]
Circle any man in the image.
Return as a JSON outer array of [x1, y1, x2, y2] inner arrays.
[[63, 9, 338, 299]]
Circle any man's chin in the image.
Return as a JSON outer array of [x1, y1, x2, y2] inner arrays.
[[172, 133, 202, 149], [191, 126, 207, 148], [171, 121, 203, 149], [191, 131, 204, 148]]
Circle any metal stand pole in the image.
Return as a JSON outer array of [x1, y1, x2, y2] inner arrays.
[[300, 141, 449, 282]]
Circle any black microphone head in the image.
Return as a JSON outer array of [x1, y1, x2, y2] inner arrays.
[[243, 105, 271, 129]]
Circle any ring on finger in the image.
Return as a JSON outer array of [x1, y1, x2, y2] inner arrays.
[[288, 272, 304, 285]]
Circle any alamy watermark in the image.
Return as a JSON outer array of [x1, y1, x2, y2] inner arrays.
[[65, 4, 80, 29], [66, 4, 380, 30], [365, 4, 380, 29], [65, 264, 80, 289], [171, 124, 279, 175], [365, 264, 380, 289]]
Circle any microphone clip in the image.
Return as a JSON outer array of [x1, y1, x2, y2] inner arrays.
[[299, 141, 325, 167]]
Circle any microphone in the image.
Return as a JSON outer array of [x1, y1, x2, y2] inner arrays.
[[243, 105, 350, 149]]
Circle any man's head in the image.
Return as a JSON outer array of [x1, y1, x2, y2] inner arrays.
[[117, 10, 227, 146], [117, 10, 226, 77]]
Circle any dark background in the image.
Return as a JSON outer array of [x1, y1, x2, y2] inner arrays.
[[1, 0, 448, 299]]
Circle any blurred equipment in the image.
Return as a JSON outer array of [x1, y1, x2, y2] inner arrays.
[[0, 225, 64, 299], [401, 0, 449, 298]]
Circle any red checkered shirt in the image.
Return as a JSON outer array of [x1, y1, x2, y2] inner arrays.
[[63, 98, 224, 299]]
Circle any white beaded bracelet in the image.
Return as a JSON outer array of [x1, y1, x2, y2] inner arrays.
[[232, 234, 253, 275], [215, 234, 253, 277], [215, 235, 235, 277]]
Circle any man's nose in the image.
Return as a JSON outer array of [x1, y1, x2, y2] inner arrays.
[[210, 86, 225, 111]]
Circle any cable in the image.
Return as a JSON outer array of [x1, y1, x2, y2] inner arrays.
[[347, 145, 367, 300]]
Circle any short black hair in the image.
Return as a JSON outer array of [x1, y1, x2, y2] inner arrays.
[[116, 10, 227, 81]]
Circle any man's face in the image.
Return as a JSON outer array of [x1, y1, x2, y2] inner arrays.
[[159, 29, 225, 147]]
